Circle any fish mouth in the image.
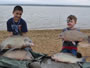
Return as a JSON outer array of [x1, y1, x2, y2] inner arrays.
[[30, 43, 34, 46]]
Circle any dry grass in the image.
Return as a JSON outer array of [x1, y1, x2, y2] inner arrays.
[[0, 29, 90, 61]]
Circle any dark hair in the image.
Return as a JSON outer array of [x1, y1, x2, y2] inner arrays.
[[67, 15, 77, 23], [13, 5, 23, 13]]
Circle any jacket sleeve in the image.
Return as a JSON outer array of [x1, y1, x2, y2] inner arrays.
[[7, 20, 12, 32]]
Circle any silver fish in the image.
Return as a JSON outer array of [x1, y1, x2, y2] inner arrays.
[[0, 36, 34, 50], [59, 30, 88, 41], [51, 53, 83, 63], [40, 58, 80, 68], [3, 50, 34, 60]]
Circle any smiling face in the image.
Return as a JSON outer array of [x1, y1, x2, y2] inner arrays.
[[13, 10, 23, 22], [67, 18, 76, 28]]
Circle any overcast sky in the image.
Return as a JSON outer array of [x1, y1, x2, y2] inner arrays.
[[0, 0, 90, 5]]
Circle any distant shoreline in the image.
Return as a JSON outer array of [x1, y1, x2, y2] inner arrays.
[[0, 4, 90, 7], [0, 29, 90, 32]]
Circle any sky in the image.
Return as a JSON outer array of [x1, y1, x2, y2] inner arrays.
[[0, 0, 90, 5]]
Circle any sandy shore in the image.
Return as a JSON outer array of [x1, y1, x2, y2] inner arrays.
[[0, 29, 90, 61]]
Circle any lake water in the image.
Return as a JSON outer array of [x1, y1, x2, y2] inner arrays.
[[0, 5, 90, 30]]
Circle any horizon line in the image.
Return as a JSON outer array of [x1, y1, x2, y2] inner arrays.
[[0, 4, 90, 7]]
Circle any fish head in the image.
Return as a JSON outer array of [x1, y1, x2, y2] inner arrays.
[[59, 32, 65, 39], [24, 38, 34, 46]]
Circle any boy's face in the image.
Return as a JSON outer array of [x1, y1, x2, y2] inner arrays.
[[13, 10, 23, 21], [67, 18, 76, 28]]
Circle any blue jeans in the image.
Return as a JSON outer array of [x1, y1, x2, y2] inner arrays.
[[61, 49, 77, 56]]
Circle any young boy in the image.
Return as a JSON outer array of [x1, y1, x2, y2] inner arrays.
[[6, 6, 45, 59], [7, 5, 28, 36], [60, 15, 81, 57]]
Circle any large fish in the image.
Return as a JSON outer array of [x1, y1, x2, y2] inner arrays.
[[51, 53, 83, 63], [0, 35, 34, 50], [3, 50, 34, 60], [40, 57, 81, 68], [59, 30, 88, 41]]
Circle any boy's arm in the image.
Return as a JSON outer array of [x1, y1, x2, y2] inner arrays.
[[7, 19, 13, 36], [7, 19, 12, 31], [21, 20, 28, 34]]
